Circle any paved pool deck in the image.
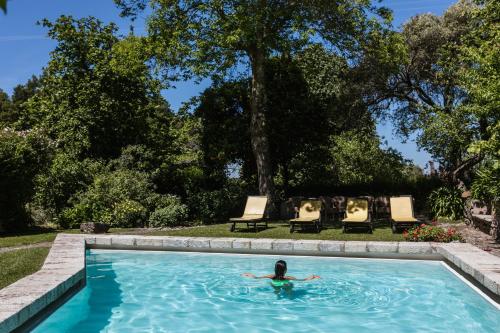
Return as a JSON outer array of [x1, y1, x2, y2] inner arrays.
[[1, 234, 500, 332]]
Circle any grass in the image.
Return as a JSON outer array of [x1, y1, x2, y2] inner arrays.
[[0, 231, 57, 248], [0, 222, 404, 248], [146, 221, 404, 241], [0, 247, 50, 289]]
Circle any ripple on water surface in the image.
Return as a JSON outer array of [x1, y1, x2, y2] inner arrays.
[[32, 250, 500, 333]]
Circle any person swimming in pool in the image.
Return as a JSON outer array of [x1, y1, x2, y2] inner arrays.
[[242, 260, 320, 287]]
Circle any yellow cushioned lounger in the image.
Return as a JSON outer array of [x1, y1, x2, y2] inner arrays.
[[289, 200, 322, 233], [389, 196, 420, 233], [342, 198, 373, 233], [229, 196, 268, 232]]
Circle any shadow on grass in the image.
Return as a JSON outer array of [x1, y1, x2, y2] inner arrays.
[[0, 226, 57, 237], [232, 225, 279, 233]]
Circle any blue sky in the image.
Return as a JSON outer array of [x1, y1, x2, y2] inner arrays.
[[0, 0, 456, 168]]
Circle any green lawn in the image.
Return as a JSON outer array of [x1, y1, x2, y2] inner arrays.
[[0, 231, 57, 248], [0, 248, 50, 289], [146, 222, 404, 241]]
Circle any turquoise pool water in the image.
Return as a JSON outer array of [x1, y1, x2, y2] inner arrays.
[[33, 250, 500, 332]]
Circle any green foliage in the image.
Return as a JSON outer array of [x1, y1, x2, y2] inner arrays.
[[331, 130, 409, 185], [0, 0, 6, 14], [0, 77, 41, 128], [116, 0, 395, 199], [59, 169, 155, 227], [148, 195, 189, 227], [471, 166, 500, 203], [429, 187, 464, 220], [389, 0, 479, 174], [33, 154, 103, 220], [403, 224, 463, 242], [0, 89, 14, 127], [187, 182, 247, 223], [0, 129, 53, 231], [460, 0, 500, 200], [103, 199, 148, 228], [24, 16, 165, 159], [116, 0, 392, 81]]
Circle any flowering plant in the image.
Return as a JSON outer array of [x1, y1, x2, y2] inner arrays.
[[403, 224, 463, 243]]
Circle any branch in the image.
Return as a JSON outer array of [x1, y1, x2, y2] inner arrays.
[[450, 154, 484, 183]]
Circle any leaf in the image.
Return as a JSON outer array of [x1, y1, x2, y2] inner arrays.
[[0, 0, 6, 14]]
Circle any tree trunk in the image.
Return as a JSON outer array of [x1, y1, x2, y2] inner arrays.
[[249, 46, 276, 216], [492, 200, 500, 243], [282, 163, 290, 198]]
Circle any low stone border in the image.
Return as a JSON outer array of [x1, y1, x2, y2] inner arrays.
[[0, 234, 85, 333], [1, 234, 499, 332]]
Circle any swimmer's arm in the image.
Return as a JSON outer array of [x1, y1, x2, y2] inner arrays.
[[285, 275, 320, 281], [242, 273, 274, 279]]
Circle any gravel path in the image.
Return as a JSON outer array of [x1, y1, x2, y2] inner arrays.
[[0, 242, 53, 254]]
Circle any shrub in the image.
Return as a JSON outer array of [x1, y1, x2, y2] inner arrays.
[[428, 186, 464, 220], [59, 203, 93, 229], [0, 129, 53, 231], [149, 201, 189, 228], [403, 224, 463, 242], [471, 166, 500, 203], [77, 169, 154, 209], [33, 154, 102, 222], [105, 199, 148, 228], [59, 169, 155, 228], [187, 183, 246, 223]]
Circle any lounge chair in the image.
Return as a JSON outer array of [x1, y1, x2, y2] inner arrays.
[[229, 196, 268, 232], [342, 198, 373, 233], [289, 200, 322, 233], [389, 196, 420, 233]]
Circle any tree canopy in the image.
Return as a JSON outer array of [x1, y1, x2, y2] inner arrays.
[[114, 0, 394, 213]]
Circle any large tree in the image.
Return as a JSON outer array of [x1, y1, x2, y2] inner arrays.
[[24, 16, 168, 159], [387, 0, 481, 183], [461, 0, 499, 240], [115, 0, 392, 210], [0, 76, 41, 127]]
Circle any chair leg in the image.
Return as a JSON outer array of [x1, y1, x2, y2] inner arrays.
[[391, 223, 397, 233], [254, 222, 257, 232], [229, 222, 235, 232], [290, 223, 294, 233]]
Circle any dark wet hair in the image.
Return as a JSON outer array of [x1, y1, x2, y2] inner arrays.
[[274, 260, 287, 280]]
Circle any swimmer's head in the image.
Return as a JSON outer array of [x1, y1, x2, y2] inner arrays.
[[274, 260, 287, 280]]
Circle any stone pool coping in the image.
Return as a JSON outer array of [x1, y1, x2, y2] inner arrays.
[[1, 234, 500, 332]]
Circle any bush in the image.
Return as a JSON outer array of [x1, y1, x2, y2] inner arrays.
[[104, 199, 148, 228], [0, 129, 53, 232], [187, 183, 246, 223], [429, 186, 464, 220], [403, 224, 463, 242], [33, 154, 102, 222], [148, 198, 188, 228], [59, 203, 94, 229], [59, 169, 155, 228]]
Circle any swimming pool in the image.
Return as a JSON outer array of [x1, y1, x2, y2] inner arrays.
[[32, 250, 500, 332]]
